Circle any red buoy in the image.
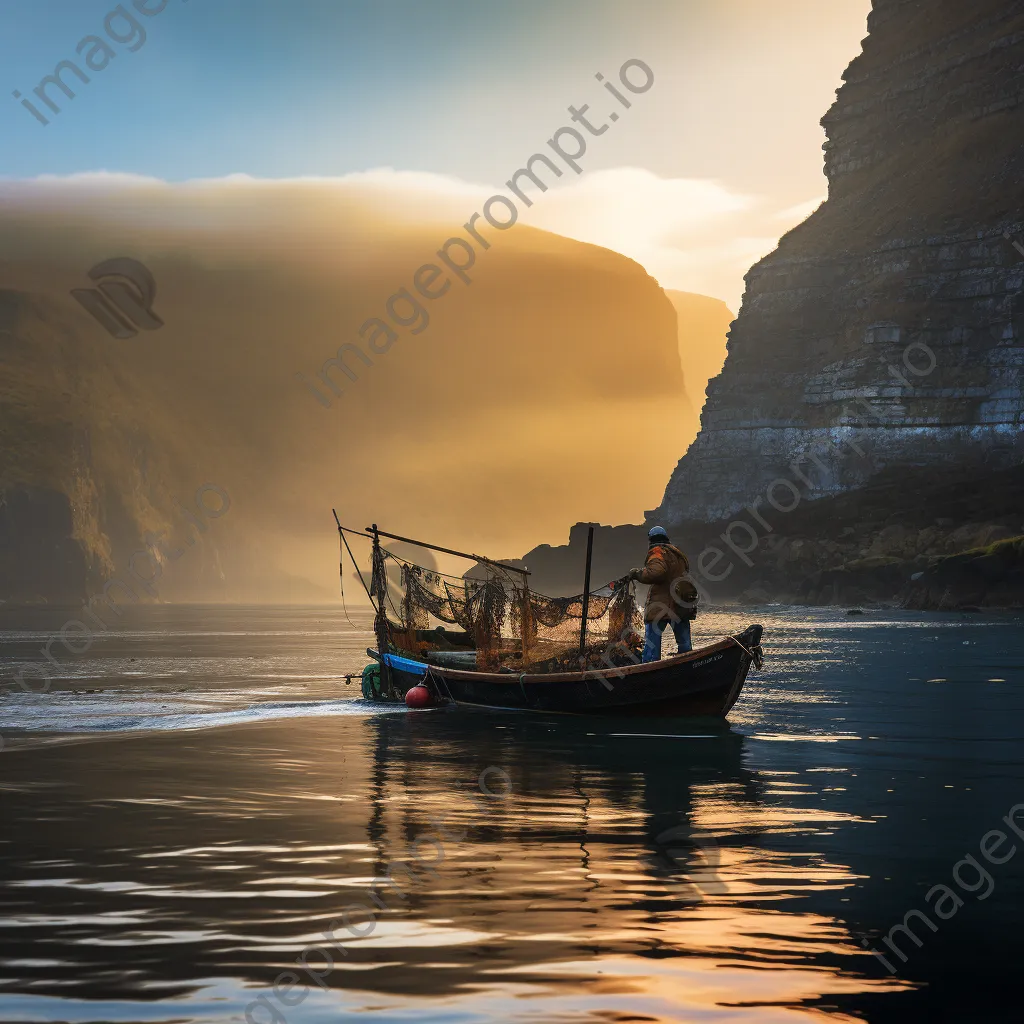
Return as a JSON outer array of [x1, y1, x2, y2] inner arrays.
[[405, 684, 432, 709]]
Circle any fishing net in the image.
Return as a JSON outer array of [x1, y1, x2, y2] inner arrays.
[[381, 552, 645, 674]]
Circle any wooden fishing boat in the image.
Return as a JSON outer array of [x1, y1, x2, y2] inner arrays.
[[333, 515, 765, 719], [381, 624, 763, 717]]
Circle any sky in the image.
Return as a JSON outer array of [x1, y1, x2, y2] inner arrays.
[[1, 0, 872, 308]]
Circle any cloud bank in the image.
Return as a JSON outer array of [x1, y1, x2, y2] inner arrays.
[[1, 167, 822, 309]]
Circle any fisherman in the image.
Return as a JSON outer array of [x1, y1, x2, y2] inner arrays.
[[628, 526, 697, 662]]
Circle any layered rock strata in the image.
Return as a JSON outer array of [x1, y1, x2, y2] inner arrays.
[[657, 0, 1024, 524]]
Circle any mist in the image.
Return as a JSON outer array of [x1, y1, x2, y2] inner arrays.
[[0, 173, 703, 601]]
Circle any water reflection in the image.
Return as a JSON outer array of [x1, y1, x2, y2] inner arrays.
[[0, 708, 908, 1023], [4, 605, 1024, 1021]]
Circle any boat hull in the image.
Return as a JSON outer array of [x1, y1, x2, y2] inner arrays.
[[383, 624, 763, 718]]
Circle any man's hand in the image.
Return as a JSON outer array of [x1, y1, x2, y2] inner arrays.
[[627, 567, 642, 581]]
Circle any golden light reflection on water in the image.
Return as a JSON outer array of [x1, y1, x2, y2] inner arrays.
[[214, 715, 909, 1020], [0, 676, 924, 1022], [488, 954, 900, 1023], [2, 606, 1022, 1021]]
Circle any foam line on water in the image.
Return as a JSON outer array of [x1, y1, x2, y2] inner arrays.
[[0, 696, 402, 735]]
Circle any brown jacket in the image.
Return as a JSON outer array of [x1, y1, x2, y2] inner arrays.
[[635, 543, 697, 623]]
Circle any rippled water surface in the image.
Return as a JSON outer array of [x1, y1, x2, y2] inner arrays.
[[1, 605, 1023, 1022]]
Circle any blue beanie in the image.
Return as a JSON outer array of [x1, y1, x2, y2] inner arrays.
[[648, 526, 669, 541]]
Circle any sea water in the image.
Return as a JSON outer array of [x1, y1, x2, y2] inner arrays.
[[0, 604, 1022, 1022]]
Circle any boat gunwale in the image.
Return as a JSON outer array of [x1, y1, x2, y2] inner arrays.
[[390, 633, 749, 687]]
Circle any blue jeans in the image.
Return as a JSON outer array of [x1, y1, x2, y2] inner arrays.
[[642, 618, 692, 662]]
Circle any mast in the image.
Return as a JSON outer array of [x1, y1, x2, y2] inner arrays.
[[578, 526, 595, 659], [370, 523, 395, 698]]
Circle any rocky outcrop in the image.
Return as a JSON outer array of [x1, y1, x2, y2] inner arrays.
[[656, 0, 1024, 525], [716, 462, 1024, 607], [518, 463, 1024, 608], [901, 535, 1024, 609], [514, 521, 647, 597]]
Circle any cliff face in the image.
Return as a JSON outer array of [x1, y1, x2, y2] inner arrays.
[[657, 0, 1024, 525], [664, 290, 733, 453], [0, 179, 687, 602]]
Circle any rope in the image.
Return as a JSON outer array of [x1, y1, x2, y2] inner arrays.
[[727, 634, 757, 660], [699, 633, 763, 667], [337, 526, 357, 629], [338, 525, 376, 610], [427, 664, 458, 706], [518, 672, 532, 708]]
